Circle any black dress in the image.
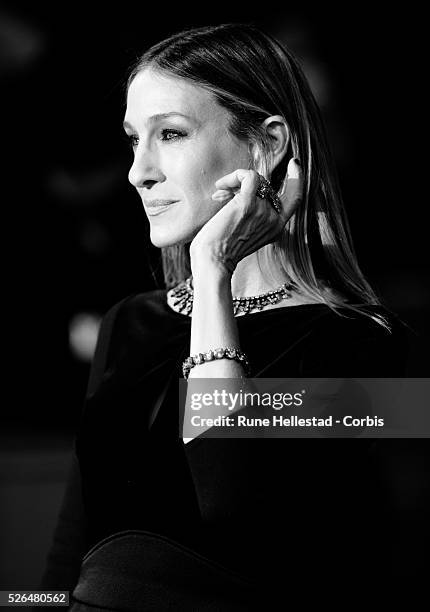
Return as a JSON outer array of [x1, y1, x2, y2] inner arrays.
[[40, 289, 412, 605]]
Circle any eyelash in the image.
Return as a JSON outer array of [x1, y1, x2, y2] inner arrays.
[[124, 129, 187, 148]]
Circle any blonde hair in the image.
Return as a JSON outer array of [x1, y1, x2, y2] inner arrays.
[[127, 23, 391, 331]]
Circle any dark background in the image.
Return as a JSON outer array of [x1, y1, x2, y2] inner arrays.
[[1, 2, 428, 591]]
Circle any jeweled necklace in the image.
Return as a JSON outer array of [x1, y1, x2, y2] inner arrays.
[[170, 276, 297, 316]]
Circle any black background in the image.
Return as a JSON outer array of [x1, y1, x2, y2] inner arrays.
[[0, 1, 428, 592]]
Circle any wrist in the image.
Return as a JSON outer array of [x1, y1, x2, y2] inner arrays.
[[190, 250, 233, 284], [191, 266, 232, 294]]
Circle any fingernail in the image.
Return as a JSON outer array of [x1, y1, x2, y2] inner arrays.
[[211, 190, 229, 201]]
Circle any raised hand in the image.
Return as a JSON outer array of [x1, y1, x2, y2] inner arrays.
[[189, 158, 303, 276]]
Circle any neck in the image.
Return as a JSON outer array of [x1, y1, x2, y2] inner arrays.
[[229, 245, 291, 298]]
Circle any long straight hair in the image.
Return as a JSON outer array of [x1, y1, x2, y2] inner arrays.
[[126, 23, 391, 330]]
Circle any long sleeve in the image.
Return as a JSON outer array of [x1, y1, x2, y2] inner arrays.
[[39, 295, 133, 594]]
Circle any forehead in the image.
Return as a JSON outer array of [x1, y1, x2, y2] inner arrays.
[[125, 68, 227, 124]]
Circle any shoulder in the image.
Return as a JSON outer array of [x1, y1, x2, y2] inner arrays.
[[91, 289, 168, 361], [98, 287, 185, 359], [101, 289, 169, 334], [300, 304, 412, 376], [86, 289, 172, 397], [317, 304, 405, 336]]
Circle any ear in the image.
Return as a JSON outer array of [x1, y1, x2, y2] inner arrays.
[[260, 115, 291, 174]]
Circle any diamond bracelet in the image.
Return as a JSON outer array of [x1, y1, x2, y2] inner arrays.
[[182, 347, 251, 379]]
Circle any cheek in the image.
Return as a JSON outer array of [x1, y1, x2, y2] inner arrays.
[[164, 137, 248, 225], [172, 151, 223, 207], [203, 138, 247, 178], [187, 141, 246, 200]]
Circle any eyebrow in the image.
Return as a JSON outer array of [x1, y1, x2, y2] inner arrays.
[[123, 112, 195, 131]]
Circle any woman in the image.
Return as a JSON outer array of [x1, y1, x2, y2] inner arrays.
[[41, 23, 411, 609]]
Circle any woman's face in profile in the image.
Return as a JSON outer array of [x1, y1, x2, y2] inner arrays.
[[124, 69, 250, 247]]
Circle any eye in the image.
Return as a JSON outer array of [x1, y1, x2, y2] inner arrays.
[[160, 129, 186, 142], [123, 133, 139, 149]]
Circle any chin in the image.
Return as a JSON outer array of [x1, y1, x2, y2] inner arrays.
[[149, 227, 196, 249]]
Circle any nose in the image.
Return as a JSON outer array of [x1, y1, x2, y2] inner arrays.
[[128, 145, 166, 189]]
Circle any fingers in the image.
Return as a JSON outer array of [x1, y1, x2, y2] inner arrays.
[[211, 188, 233, 202], [278, 158, 303, 219], [212, 160, 303, 221], [213, 169, 260, 201]]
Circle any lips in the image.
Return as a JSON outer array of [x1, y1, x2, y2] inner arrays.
[[144, 200, 178, 216]]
